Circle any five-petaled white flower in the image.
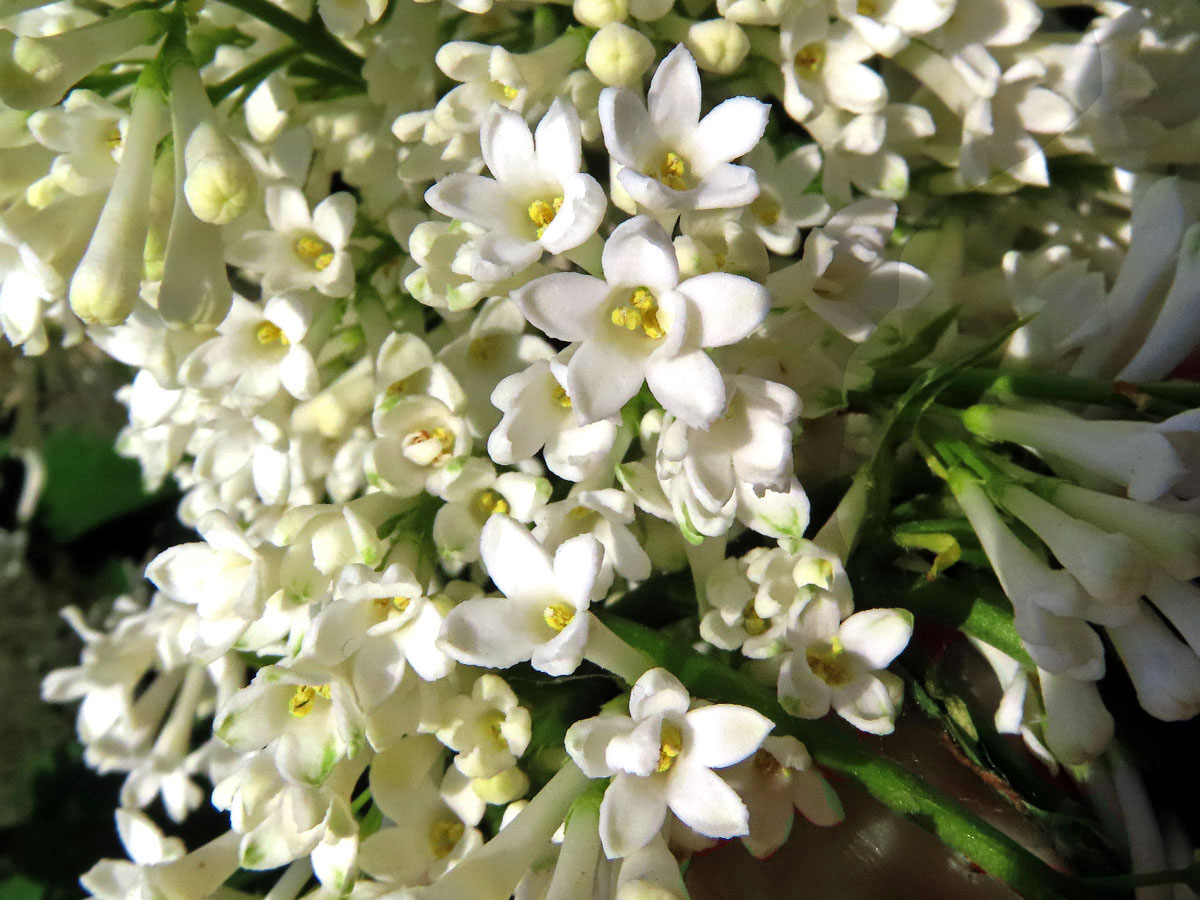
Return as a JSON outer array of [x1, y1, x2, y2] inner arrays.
[[425, 98, 606, 281], [514, 215, 770, 428], [599, 44, 769, 211], [566, 667, 774, 858]]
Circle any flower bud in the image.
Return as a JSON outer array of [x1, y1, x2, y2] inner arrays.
[[1039, 669, 1114, 765], [585, 23, 655, 86], [68, 84, 164, 326], [183, 123, 256, 225], [574, 0, 628, 28], [685, 19, 749, 74], [0, 11, 166, 110]]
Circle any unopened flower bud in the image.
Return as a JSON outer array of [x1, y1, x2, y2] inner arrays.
[[0, 11, 166, 110], [685, 19, 749, 73], [183, 122, 255, 225], [574, 0, 628, 27], [585, 24, 655, 86]]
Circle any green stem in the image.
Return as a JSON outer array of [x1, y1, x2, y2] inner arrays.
[[212, 0, 364, 82], [600, 613, 1077, 900], [208, 44, 303, 103], [1081, 862, 1200, 891], [863, 367, 1193, 416]]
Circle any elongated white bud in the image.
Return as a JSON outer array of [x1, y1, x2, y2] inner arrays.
[[158, 61, 232, 328], [142, 144, 177, 283], [1118, 222, 1200, 382], [1039, 669, 1114, 765], [0, 11, 166, 110], [68, 84, 164, 326], [1045, 481, 1200, 581], [963, 405, 1186, 502], [1107, 601, 1200, 721], [997, 483, 1146, 617]]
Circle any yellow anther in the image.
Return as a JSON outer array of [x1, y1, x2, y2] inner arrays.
[[568, 505, 594, 520], [750, 190, 783, 226], [552, 384, 572, 408], [106, 127, 122, 150], [609, 288, 665, 340], [655, 151, 688, 191], [656, 721, 684, 773], [256, 321, 289, 346], [386, 375, 417, 397], [482, 709, 506, 744], [528, 196, 563, 238], [752, 748, 785, 777], [499, 83, 519, 101], [469, 336, 494, 361], [294, 233, 335, 271], [429, 820, 465, 858], [391, 595, 411, 613], [543, 602, 576, 632], [288, 684, 332, 718], [401, 426, 456, 466], [806, 636, 854, 687], [856, 0, 876, 15], [794, 43, 825, 74], [472, 489, 510, 521], [742, 600, 768, 636]]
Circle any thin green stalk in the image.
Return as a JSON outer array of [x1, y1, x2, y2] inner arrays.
[[208, 44, 303, 103], [600, 613, 1081, 900], [864, 367, 1193, 416], [212, 0, 364, 82]]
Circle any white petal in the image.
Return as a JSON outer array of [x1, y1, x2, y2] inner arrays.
[[313, 192, 355, 248], [676, 272, 769, 347], [565, 714, 635, 777], [539, 174, 606, 255], [553, 534, 605, 606], [645, 350, 725, 429], [601, 216, 679, 293], [566, 338, 647, 424], [685, 704, 773, 768], [648, 45, 701, 137], [438, 596, 542, 668], [665, 761, 749, 838], [480, 514, 558, 600], [599, 86, 656, 168], [534, 97, 583, 183], [426, 174, 520, 232], [629, 667, 690, 719], [690, 97, 770, 169], [600, 773, 668, 859], [481, 107, 537, 186], [266, 184, 311, 231], [838, 608, 913, 670]]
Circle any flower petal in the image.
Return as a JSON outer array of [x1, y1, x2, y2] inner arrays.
[[600, 773, 668, 859], [437, 596, 543, 668], [685, 704, 773, 769], [690, 97, 770, 169], [479, 514, 557, 601], [645, 350, 725, 429], [676, 272, 769, 347], [601, 216, 679, 293], [481, 107, 537, 186], [629, 667, 690, 719], [665, 761, 750, 839], [534, 97, 583, 183], [515, 272, 610, 342], [648, 45, 701, 137], [838, 608, 913, 669]]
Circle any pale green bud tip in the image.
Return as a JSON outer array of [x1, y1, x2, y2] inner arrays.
[[68, 262, 137, 326], [586, 23, 654, 86], [10, 34, 61, 81], [961, 404, 996, 439], [183, 124, 256, 225]]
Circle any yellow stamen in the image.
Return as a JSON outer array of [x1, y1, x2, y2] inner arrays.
[[288, 684, 332, 718], [294, 233, 335, 271], [653, 151, 688, 191], [750, 190, 783, 226], [856, 0, 876, 15], [106, 127, 122, 150], [543, 602, 576, 632], [386, 375, 417, 397], [609, 287, 665, 340], [472, 489, 510, 522], [469, 336, 494, 361], [794, 43, 825, 74], [752, 748, 785, 777], [499, 83, 519, 101], [429, 820, 465, 858], [528, 196, 564, 239], [256, 321, 289, 346], [806, 636, 854, 687], [552, 384, 572, 408], [656, 721, 684, 773], [742, 600, 768, 636]]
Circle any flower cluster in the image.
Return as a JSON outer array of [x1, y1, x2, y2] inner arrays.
[[3, 0, 1200, 895]]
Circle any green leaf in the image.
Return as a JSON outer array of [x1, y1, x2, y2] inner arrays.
[[0, 876, 45, 900], [35, 429, 163, 542]]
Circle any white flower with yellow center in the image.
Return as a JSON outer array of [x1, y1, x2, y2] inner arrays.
[[599, 44, 769, 211], [365, 395, 471, 499], [777, 596, 913, 734], [225, 185, 355, 297], [515, 215, 770, 429], [425, 98, 606, 281], [565, 667, 773, 858], [435, 673, 532, 780], [437, 513, 606, 676]]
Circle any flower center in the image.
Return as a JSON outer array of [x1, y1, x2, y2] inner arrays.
[[528, 196, 564, 239], [856, 0, 877, 15], [552, 383, 572, 408], [256, 321, 290, 346], [288, 684, 331, 718], [429, 820, 465, 858], [542, 602, 576, 632], [471, 488, 510, 522], [752, 748, 785, 777], [386, 374, 418, 397], [656, 720, 684, 773], [106, 127, 123, 151], [494, 81, 519, 101], [401, 426, 455, 466], [294, 232, 335, 271], [469, 336, 495, 362], [794, 43, 825, 74], [750, 189, 783, 226], [610, 287, 665, 340], [806, 636, 855, 687], [742, 600, 769, 636], [651, 151, 689, 191], [372, 595, 412, 620]]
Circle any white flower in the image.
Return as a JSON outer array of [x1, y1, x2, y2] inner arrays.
[[777, 597, 912, 734], [365, 395, 471, 499], [515, 215, 770, 428], [426, 99, 606, 281], [226, 186, 355, 297], [435, 674, 532, 779], [740, 142, 830, 255], [599, 44, 768, 211], [438, 514, 606, 676], [533, 488, 652, 586], [779, 0, 887, 122], [565, 667, 773, 858]]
